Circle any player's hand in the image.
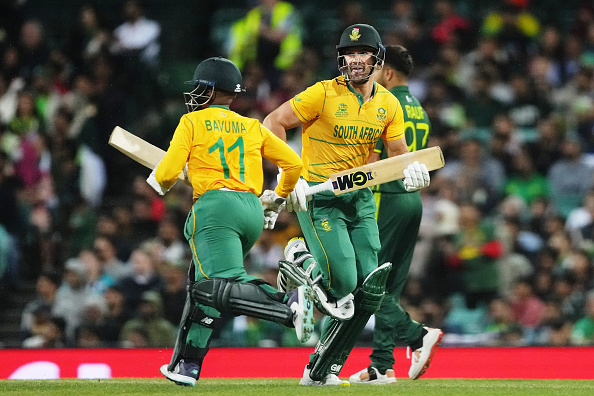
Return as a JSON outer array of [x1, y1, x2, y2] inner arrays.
[[260, 189, 286, 229], [403, 161, 430, 192], [286, 178, 311, 212], [146, 161, 173, 196]]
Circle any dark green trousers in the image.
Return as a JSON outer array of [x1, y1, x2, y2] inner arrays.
[[370, 190, 424, 371]]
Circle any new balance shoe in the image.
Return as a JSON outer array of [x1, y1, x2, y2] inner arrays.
[[160, 359, 200, 387], [408, 327, 444, 379], [349, 366, 396, 384], [312, 285, 354, 320], [284, 237, 310, 263], [287, 285, 316, 342], [300, 365, 350, 386], [277, 269, 299, 293]]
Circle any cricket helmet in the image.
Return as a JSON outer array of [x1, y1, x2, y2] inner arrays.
[[336, 24, 385, 83], [184, 57, 245, 112]]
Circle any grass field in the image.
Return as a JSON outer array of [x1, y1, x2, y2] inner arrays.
[[1, 378, 594, 396]]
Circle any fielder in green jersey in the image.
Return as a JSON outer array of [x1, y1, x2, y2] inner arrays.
[[349, 45, 443, 385], [264, 27, 431, 386]]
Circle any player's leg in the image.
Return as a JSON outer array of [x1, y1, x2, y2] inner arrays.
[[296, 191, 361, 298], [301, 188, 385, 385], [302, 262, 392, 385]]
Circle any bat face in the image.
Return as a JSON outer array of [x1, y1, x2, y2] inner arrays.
[[109, 126, 187, 182]]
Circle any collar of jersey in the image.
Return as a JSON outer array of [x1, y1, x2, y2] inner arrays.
[[208, 105, 230, 110], [346, 80, 376, 106]]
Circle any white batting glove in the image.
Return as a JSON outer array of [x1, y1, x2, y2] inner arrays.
[[402, 161, 430, 192], [146, 161, 173, 196], [286, 178, 311, 212], [260, 189, 286, 229]]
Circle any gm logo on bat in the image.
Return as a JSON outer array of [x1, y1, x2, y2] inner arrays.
[[332, 171, 374, 191]]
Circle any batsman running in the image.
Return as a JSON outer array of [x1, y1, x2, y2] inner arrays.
[[263, 24, 431, 386], [149, 57, 316, 387]]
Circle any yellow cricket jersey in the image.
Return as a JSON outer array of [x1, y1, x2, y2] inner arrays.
[[156, 105, 302, 200], [290, 76, 405, 182]]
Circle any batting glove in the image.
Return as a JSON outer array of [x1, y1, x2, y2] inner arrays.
[[403, 161, 430, 192], [286, 178, 311, 212], [260, 189, 286, 229], [146, 161, 173, 196]]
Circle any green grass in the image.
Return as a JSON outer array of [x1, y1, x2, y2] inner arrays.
[[1, 378, 594, 396]]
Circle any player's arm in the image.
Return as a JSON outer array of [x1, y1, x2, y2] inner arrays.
[[154, 116, 192, 190], [385, 136, 409, 157], [261, 127, 303, 198], [262, 100, 303, 142]]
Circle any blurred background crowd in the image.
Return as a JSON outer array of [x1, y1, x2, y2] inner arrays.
[[0, 0, 594, 350]]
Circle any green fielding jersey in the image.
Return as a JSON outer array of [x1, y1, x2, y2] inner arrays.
[[373, 85, 431, 194]]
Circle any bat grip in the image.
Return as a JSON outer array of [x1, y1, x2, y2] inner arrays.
[[304, 179, 333, 197]]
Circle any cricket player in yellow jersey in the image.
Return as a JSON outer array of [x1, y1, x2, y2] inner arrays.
[[149, 57, 316, 387], [263, 24, 430, 386]]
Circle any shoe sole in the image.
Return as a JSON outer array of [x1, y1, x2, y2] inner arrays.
[[160, 364, 196, 387], [410, 330, 443, 380], [295, 286, 316, 342]]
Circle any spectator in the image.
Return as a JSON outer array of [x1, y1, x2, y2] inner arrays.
[[429, 0, 473, 49], [99, 284, 131, 346], [434, 137, 505, 213], [52, 258, 92, 344], [484, 297, 521, 345], [571, 290, 594, 345], [93, 235, 129, 281], [547, 137, 594, 218], [449, 202, 503, 309], [481, 1, 540, 68], [159, 261, 187, 326], [523, 116, 564, 176], [227, 0, 303, 88], [152, 213, 188, 265], [503, 146, 550, 206], [116, 247, 163, 313], [511, 276, 546, 328], [505, 73, 553, 130], [110, 0, 162, 112], [22, 315, 66, 348], [17, 19, 50, 84], [79, 248, 115, 295], [119, 290, 176, 347], [19, 270, 61, 339], [462, 71, 505, 129]]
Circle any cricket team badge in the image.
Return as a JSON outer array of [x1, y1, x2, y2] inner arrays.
[[349, 28, 361, 41], [320, 218, 332, 232]]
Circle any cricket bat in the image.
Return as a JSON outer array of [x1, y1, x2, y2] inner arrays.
[[304, 146, 445, 196], [108, 126, 187, 183]]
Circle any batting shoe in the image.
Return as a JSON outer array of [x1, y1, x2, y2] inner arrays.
[[408, 327, 444, 380], [349, 366, 397, 384], [284, 237, 311, 263], [160, 359, 200, 387], [287, 285, 316, 343], [300, 365, 350, 386]]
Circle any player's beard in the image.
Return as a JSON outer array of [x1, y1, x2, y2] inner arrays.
[[345, 63, 374, 84]]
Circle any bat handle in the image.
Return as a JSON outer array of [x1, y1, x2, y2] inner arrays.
[[304, 179, 333, 197]]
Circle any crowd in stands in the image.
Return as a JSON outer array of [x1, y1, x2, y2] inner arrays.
[[1, 0, 594, 349]]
